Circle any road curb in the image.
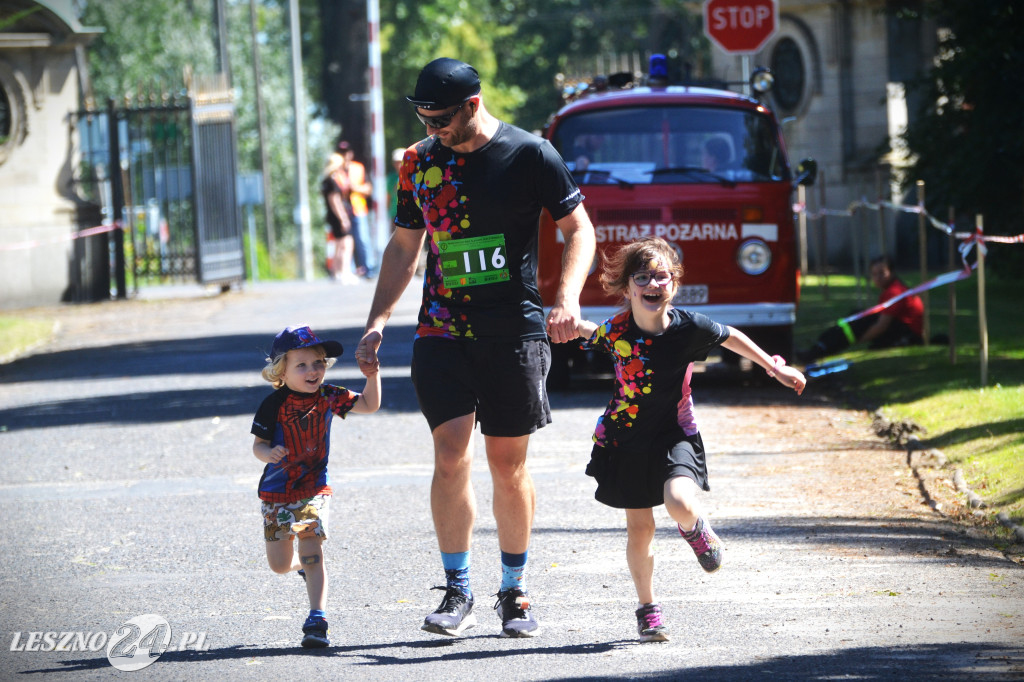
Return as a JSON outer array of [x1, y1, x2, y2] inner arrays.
[[872, 410, 1024, 547], [872, 408, 1024, 547]]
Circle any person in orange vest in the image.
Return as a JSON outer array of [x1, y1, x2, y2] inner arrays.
[[335, 140, 375, 278]]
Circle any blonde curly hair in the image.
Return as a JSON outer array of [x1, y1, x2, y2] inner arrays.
[[261, 345, 336, 389]]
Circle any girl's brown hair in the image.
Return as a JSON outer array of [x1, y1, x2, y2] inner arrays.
[[598, 237, 684, 301]]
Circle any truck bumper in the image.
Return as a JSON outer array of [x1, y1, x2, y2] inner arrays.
[[571, 303, 795, 328]]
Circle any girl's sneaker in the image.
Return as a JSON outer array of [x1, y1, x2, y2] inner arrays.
[[635, 603, 670, 642], [679, 516, 723, 573]]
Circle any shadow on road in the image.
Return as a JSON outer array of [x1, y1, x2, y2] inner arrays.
[[0, 377, 420, 431], [0, 324, 420, 384], [2, 321, 829, 432], [549, 642, 1024, 680], [19, 641, 1023, 678]]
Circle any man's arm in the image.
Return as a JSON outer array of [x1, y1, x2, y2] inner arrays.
[[355, 226, 426, 371], [546, 204, 596, 344]]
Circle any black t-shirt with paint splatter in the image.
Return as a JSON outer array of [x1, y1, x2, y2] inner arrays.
[[395, 122, 583, 341]]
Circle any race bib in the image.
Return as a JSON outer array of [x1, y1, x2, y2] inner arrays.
[[439, 234, 510, 288]]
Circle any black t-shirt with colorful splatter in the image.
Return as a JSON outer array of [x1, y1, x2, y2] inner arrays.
[[395, 122, 583, 341], [581, 308, 730, 451]]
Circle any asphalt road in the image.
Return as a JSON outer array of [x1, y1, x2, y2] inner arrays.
[[0, 278, 1021, 680]]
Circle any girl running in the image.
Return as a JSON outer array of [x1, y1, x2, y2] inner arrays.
[[574, 237, 805, 642]]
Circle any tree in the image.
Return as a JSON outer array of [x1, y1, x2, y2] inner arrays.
[[78, 0, 712, 276], [80, 1, 215, 100], [899, 0, 1024, 272]]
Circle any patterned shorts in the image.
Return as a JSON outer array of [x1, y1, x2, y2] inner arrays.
[[261, 494, 330, 542]]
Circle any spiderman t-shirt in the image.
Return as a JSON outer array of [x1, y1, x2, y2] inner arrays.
[[251, 384, 359, 503], [581, 308, 730, 450], [394, 122, 584, 341]]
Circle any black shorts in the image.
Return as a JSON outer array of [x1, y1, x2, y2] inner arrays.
[[585, 433, 709, 509], [411, 336, 552, 437], [327, 213, 352, 239]]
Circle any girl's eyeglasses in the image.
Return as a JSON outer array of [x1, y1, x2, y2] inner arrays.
[[631, 271, 672, 287], [414, 101, 467, 129]]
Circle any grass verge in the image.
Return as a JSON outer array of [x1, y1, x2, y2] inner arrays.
[[0, 316, 55, 364], [796, 271, 1023, 545]]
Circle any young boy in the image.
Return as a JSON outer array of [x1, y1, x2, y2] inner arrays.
[[251, 325, 381, 648]]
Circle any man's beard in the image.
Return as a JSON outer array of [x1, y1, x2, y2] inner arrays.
[[438, 113, 476, 148]]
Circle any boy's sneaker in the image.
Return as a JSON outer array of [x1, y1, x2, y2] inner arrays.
[[680, 516, 723, 573], [300, 615, 330, 648], [635, 603, 670, 642], [493, 587, 539, 638], [421, 586, 477, 637]]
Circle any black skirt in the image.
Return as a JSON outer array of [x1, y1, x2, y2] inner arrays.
[[585, 432, 709, 509]]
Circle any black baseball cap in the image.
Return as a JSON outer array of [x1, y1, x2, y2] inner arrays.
[[406, 58, 481, 111], [270, 325, 343, 361]]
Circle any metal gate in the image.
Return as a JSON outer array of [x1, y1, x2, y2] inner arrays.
[[72, 75, 244, 292], [191, 74, 244, 284]]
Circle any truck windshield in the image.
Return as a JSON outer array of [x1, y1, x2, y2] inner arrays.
[[551, 105, 789, 185]]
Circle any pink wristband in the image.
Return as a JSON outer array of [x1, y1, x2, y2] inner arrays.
[[766, 355, 786, 377]]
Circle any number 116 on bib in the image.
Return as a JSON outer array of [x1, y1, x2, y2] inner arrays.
[[439, 234, 511, 288]]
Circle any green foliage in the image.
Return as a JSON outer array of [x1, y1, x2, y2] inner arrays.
[[899, 0, 1024, 274], [80, 1, 216, 99], [379, 0, 707, 149], [77, 0, 713, 275]]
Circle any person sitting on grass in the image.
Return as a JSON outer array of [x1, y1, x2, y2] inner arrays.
[[797, 255, 924, 364]]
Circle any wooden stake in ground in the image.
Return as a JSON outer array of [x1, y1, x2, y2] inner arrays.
[[976, 214, 988, 387]]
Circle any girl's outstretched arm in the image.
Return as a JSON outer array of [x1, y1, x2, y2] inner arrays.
[[721, 326, 806, 395], [576, 319, 598, 340]]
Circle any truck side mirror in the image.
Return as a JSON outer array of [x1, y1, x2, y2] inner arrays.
[[794, 158, 817, 187]]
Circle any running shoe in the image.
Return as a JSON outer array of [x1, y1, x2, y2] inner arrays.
[[300, 615, 330, 648], [679, 516, 723, 573], [635, 603, 670, 642], [493, 587, 539, 638], [421, 586, 477, 637]]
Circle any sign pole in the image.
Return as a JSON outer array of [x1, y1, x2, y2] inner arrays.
[[367, 0, 389, 264]]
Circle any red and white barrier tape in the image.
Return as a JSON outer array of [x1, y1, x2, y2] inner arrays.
[[793, 199, 1024, 243], [0, 222, 121, 253], [837, 265, 975, 328]]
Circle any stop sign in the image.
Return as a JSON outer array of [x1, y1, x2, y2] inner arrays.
[[703, 0, 778, 54]]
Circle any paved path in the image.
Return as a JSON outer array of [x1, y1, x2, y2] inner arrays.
[[0, 280, 1021, 680]]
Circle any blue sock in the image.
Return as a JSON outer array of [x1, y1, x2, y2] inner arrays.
[[441, 551, 471, 595], [308, 609, 325, 620], [500, 550, 528, 591]]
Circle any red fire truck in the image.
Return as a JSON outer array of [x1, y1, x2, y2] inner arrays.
[[539, 65, 817, 386]]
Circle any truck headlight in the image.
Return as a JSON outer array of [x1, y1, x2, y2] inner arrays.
[[737, 238, 771, 275]]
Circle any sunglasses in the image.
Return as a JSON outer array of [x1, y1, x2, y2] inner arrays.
[[631, 270, 673, 287], [414, 100, 468, 129]]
